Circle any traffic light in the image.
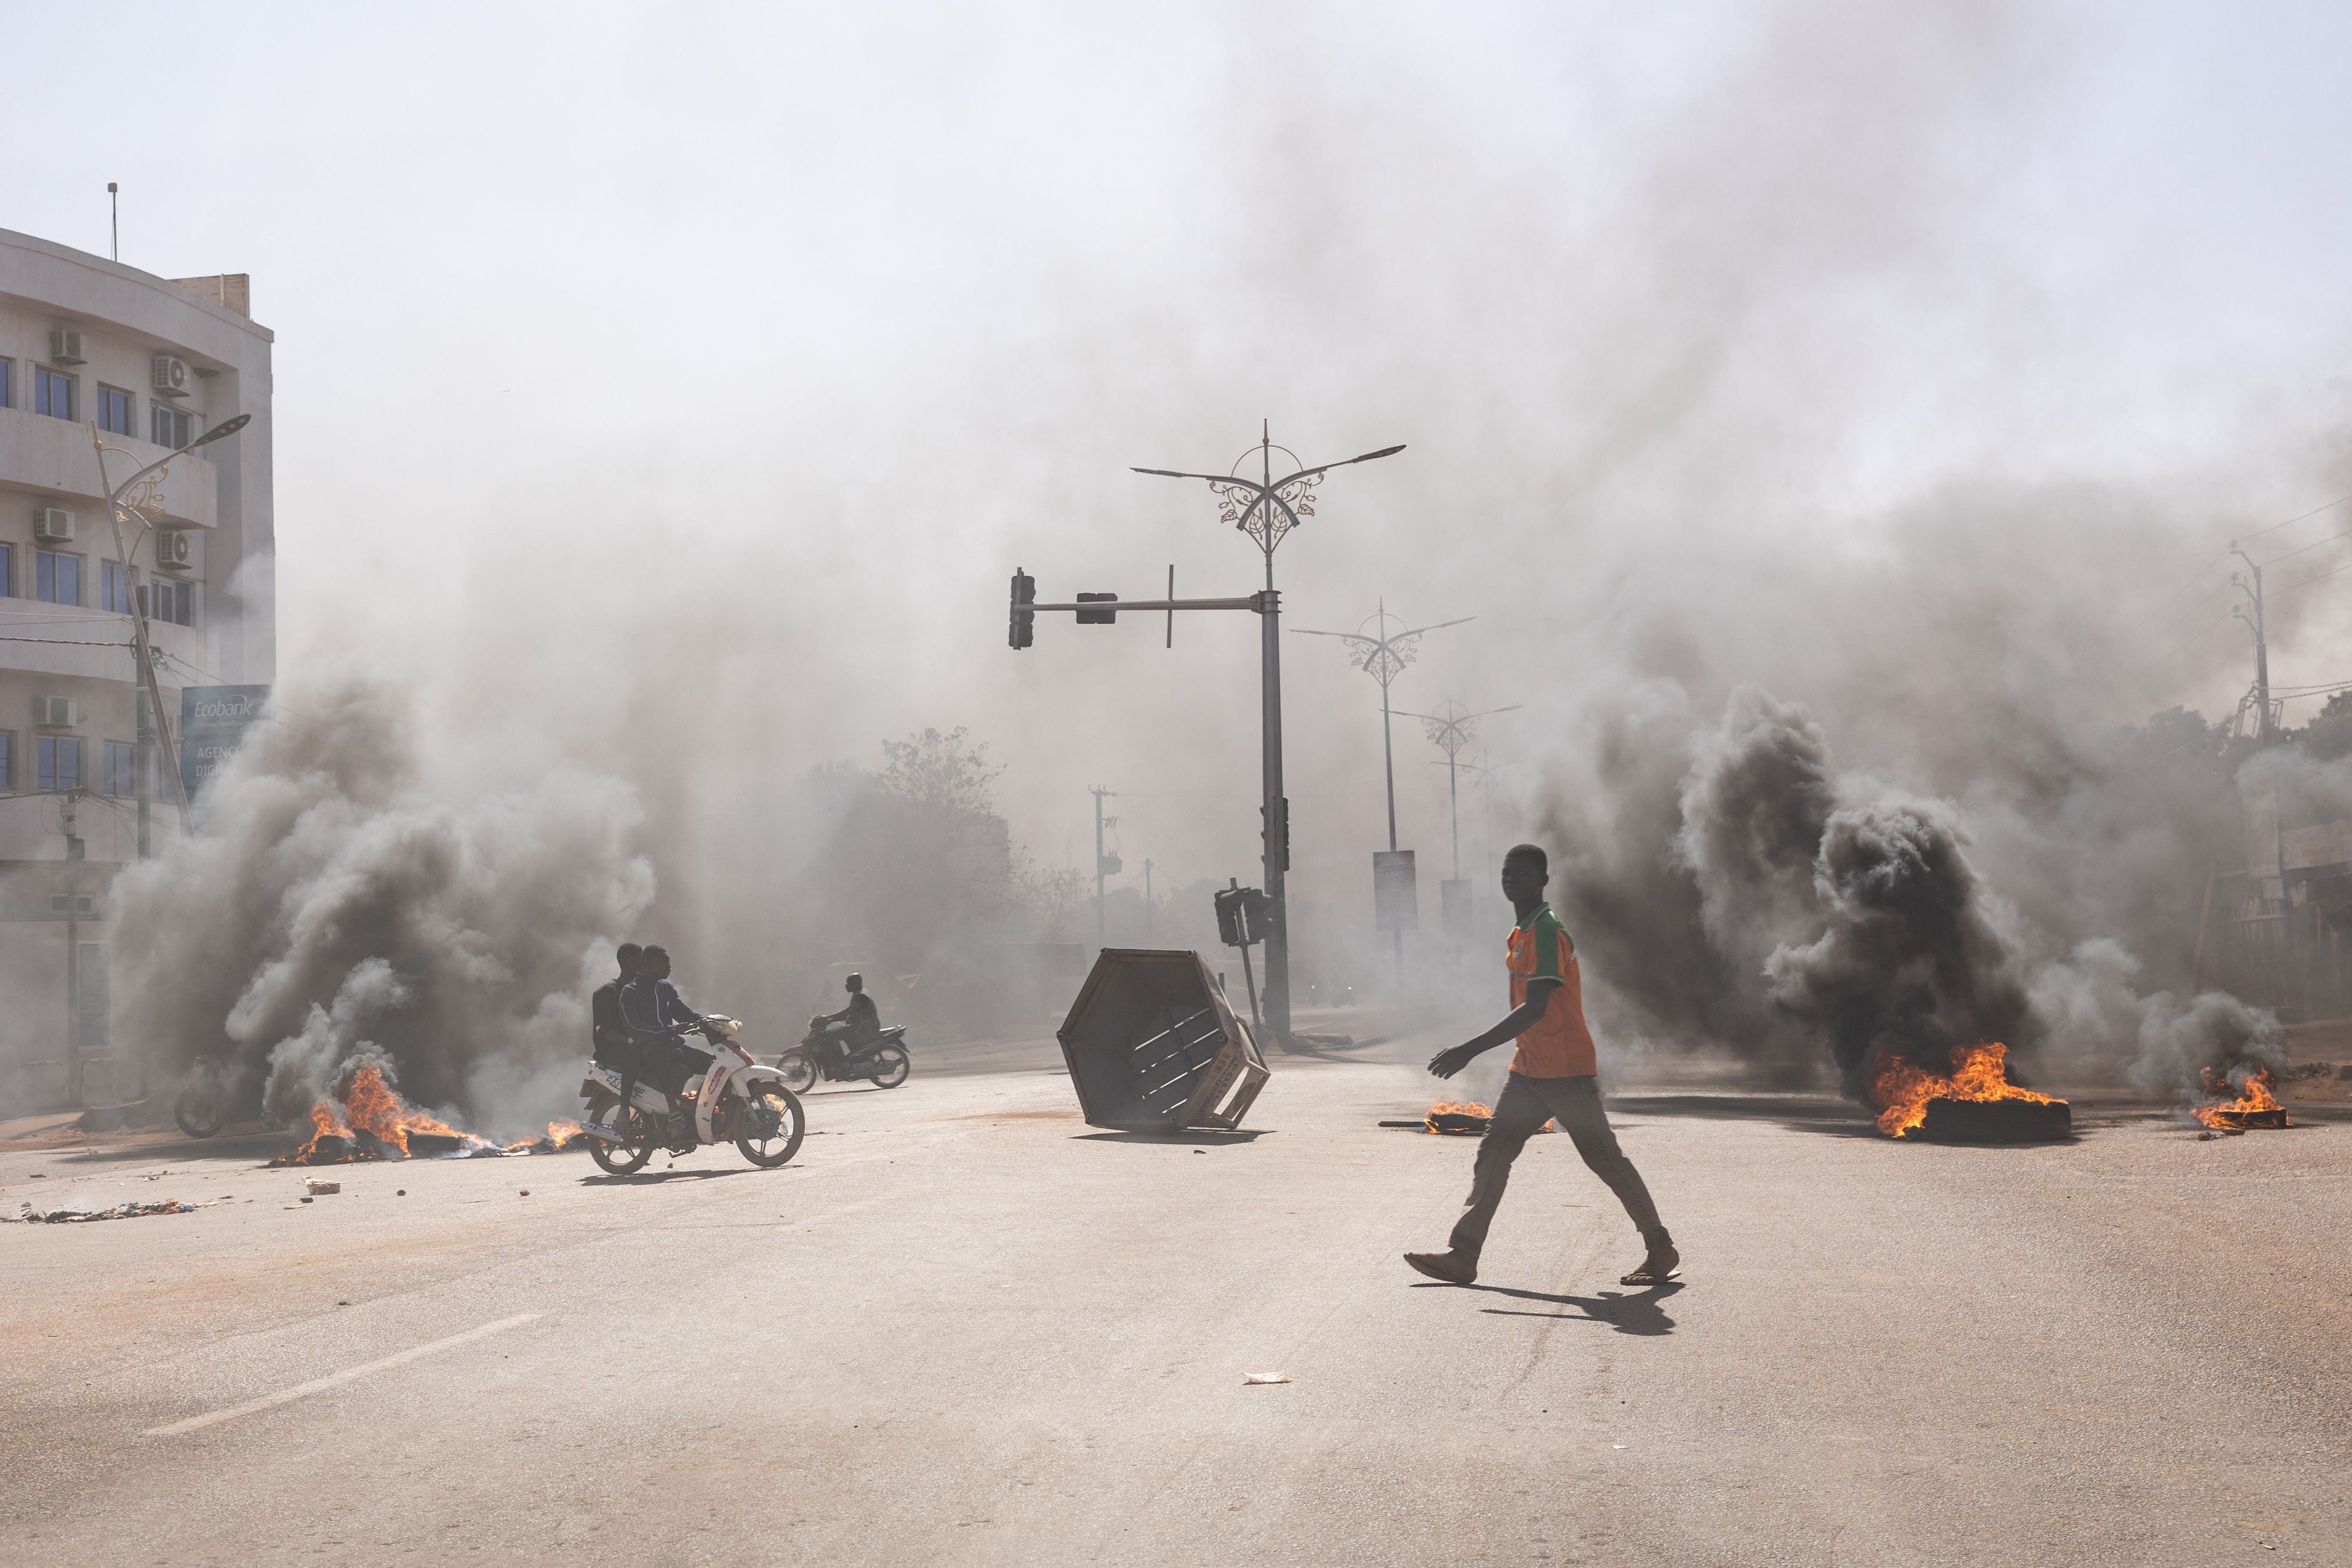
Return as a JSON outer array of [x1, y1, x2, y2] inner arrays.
[[1008, 570, 1035, 649], [1215, 885, 1269, 948], [1075, 591, 1118, 624]]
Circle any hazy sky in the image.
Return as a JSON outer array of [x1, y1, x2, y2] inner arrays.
[[10, 1, 2352, 928]]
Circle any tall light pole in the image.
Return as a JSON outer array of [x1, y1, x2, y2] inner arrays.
[[88, 412, 251, 854], [1130, 427, 1405, 1039], [1289, 601, 1471, 853], [1402, 700, 1521, 878]]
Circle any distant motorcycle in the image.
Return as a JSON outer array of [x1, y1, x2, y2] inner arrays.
[[775, 1018, 912, 1094], [578, 1015, 805, 1175]]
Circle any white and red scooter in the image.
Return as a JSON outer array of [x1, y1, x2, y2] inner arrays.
[[578, 1015, 805, 1174]]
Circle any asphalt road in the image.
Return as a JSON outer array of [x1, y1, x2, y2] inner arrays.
[[3, 1046, 2348, 1566]]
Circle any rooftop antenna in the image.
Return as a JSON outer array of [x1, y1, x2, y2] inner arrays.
[[107, 183, 118, 260]]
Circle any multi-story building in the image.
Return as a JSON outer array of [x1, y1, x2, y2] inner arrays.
[[0, 228, 273, 1109]]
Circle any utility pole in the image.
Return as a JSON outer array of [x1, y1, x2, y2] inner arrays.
[[1013, 426, 1405, 1045], [1092, 786, 1118, 945], [2231, 541, 2274, 740], [61, 790, 86, 1105]]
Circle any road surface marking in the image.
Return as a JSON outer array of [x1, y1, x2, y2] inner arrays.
[[142, 1312, 543, 1437]]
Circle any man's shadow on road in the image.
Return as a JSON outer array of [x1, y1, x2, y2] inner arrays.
[[1413, 1279, 1685, 1336]]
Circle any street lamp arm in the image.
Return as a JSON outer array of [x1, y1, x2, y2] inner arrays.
[[1131, 444, 1404, 493]]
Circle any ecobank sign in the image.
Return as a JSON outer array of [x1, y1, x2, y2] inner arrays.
[[180, 684, 270, 798]]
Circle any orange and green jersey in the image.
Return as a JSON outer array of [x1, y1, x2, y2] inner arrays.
[[1506, 902, 1598, 1079]]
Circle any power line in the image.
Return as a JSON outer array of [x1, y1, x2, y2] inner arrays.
[[2127, 492, 2352, 631]]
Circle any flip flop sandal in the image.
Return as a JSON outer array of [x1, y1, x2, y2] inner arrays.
[[1619, 1265, 1681, 1287]]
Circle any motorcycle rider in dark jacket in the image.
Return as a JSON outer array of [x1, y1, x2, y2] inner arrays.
[[621, 944, 710, 1143], [592, 942, 644, 1112], [815, 972, 881, 1071]]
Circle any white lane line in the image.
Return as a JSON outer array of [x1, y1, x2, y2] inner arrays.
[[142, 1312, 543, 1437]]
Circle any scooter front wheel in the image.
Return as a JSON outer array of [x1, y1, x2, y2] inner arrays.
[[776, 1049, 817, 1095], [871, 1045, 911, 1089], [585, 1094, 654, 1175], [735, 1085, 806, 1169]]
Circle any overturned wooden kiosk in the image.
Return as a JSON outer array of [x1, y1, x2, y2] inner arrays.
[[1057, 948, 1271, 1132]]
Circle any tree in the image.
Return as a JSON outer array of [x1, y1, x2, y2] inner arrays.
[[2294, 691, 2352, 763], [880, 727, 1004, 817]]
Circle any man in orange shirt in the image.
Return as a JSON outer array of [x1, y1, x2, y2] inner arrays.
[[1405, 843, 1678, 1289]]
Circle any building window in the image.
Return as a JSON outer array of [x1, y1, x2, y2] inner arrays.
[[0, 732, 10, 790], [0, 358, 12, 408], [98, 385, 133, 436], [0, 543, 11, 598], [143, 578, 192, 626], [38, 735, 81, 791], [101, 561, 133, 614], [151, 404, 192, 449], [103, 741, 138, 797], [35, 369, 74, 421], [36, 551, 81, 606]]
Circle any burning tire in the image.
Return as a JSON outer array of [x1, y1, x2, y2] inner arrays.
[[733, 1085, 806, 1168], [584, 1094, 654, 1175]]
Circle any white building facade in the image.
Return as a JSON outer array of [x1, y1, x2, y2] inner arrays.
[[0, 228, 273, 1109]]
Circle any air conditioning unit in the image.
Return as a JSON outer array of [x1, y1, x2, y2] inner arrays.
[[152, 355, 192, 398], [156, 530, 195, 570], [34, 507, 75, 543], [48, 329, 85, 365], [34, 697, 78, 728]]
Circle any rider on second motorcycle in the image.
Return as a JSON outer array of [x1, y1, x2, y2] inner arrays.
[[620, 944, 712, 1144], [813, 972, 880, 1074]]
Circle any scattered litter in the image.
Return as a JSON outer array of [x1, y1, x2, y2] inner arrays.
[[303, 1179, 341, 1196], [1242, 1372, 1291, 1385], [519, 1189, 530, 1196], [10, 1198, 209, 1224], [1613, 1443, 1627, 1450], [337, 1300, 350, 1306], [299, 1196, 314, 1204], [396, 1189, 406, 1196]]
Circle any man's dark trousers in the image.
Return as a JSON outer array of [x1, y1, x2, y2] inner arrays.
[[1448, 1072, 1662, 1263]]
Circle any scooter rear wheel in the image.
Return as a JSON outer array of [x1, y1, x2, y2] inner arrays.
[[585, 1094, 654, 1175]]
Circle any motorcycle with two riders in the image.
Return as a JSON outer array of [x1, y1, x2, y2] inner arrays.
[[579, 1011, 805, 1175]]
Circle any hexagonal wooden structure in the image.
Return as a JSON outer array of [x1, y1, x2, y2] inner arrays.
[[1056, 948, 1271, 1131]]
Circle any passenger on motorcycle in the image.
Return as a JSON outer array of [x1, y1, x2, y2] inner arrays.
[[591, 942, 643, 1101], [621, 944, 713, 1142], [814, 972, 881, 1071]]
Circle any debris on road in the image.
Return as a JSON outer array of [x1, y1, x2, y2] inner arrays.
[[10, 1198, 211, 1224], [1242, 1372, 1291, 1385], [303, 1178, 340, 1196]]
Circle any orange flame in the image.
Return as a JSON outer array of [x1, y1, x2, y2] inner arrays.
[[1422, 1100, 1555, 1134], [2193, 1065, 2287, 1129], [1870, 1042, 2062, 1138], [288, 1099, 356, 1162], [341, 1064, 473, 1155]]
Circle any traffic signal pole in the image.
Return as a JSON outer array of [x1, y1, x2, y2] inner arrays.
[[1011, 577, 1292, 1035]]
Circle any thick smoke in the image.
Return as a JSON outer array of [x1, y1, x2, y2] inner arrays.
[[111, 679, 654, 1134], [1544, 683, 2284, 1105]]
